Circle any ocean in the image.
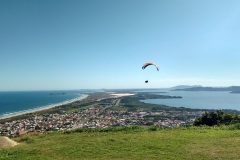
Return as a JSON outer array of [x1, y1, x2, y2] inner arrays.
[[0, 90, 88, 118], [140, 90, 240, 111]]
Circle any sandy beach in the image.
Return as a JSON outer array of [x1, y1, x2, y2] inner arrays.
[[0, 94, 89, 120], [0, 93, 134, 120]]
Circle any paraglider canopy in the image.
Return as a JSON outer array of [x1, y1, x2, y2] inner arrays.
[[142, 62, 159, 71], [142, 62, 159, 83]]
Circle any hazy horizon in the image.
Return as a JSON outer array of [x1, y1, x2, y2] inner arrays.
[[1, 84, 240, 92]]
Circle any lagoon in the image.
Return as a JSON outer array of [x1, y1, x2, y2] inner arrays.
[[141, 90, 240, 111]]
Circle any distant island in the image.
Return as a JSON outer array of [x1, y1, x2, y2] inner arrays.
[[230, 90, 240, 94], [172, 86, 240, 93]]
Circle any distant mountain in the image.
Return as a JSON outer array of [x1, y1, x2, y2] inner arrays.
[[170, 85, 202, 90], [173, 86, 240, 93]]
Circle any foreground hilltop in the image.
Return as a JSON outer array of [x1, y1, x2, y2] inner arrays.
[[0, 126, 240, 160]]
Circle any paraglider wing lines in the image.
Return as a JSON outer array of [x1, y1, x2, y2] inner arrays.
[[142, 62, 159, 71]]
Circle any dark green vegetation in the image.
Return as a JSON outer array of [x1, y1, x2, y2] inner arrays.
[[119, 92, 196, 112], [194, 110, 240, 126], [0, 126, 240, 160]]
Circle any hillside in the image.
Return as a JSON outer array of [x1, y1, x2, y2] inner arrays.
[[173, 86, 240, 93], [0, 127, 240, 160]]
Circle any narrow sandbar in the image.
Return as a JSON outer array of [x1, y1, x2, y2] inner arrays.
[[110, 93, 135, 98]]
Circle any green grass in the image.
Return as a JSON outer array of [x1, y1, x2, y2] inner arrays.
[[0, 127, 240, 160]]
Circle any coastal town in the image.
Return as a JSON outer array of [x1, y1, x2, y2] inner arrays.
[[0, 93, 205, 137]]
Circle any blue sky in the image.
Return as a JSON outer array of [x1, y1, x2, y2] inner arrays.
[[1, 0, 240, 91]]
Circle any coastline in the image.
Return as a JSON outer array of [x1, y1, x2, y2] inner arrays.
[[0, 94, 89, 120]]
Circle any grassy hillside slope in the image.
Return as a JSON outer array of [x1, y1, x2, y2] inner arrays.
[[0, 127, 240, 160]]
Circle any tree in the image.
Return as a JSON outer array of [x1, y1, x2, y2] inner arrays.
[[194, 110, 240, 126]]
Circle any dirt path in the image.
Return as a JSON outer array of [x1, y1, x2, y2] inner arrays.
[[0, 136, 18, 148]]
